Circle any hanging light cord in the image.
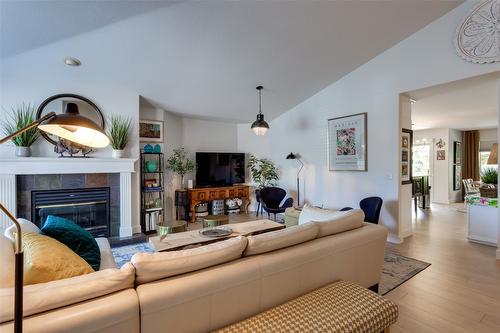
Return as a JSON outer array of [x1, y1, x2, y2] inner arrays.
[[258, 88, 262, 115]]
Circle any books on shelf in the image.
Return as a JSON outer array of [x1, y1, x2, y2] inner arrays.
[[144, 211, 163, 232]]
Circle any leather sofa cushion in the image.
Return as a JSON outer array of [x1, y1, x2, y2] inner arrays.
[[0, 262, 135, 323], [95, 237, 118, 269], [0, 235, 15, 288], [298, 204, 342, 225], [244, 222, 319, 256], [22, 232, 94, 285], [314, 209, 365, 238], [132, 236, 248, 284]]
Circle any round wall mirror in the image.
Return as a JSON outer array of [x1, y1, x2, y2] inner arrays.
[[36, 94, 105, 145]]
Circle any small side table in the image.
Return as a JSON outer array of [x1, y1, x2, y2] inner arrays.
[[157, 220, 188, 236], [202, 215, 229, 228]]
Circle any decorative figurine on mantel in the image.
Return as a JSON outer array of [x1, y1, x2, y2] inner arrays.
[[54, 138, 93, 157]]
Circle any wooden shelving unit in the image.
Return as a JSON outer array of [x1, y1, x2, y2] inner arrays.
[[140, 151, 165, 235]]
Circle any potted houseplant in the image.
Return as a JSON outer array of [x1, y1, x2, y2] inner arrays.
[[247, 155, 279, 210], [167, 148, 196, 188], [107, 115, 132, 158], [2, 104, 39, 157], [480, 168, 498, 198], [247, 155, 279, 189]]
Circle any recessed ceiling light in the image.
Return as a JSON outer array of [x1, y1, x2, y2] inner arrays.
[[64, 57, 81, 66]]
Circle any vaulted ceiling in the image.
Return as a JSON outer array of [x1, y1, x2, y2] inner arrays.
[[1, 0, 462, 122]]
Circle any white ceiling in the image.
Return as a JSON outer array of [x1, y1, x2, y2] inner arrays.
[[408, 71, 500, 131], [0, 0, 461, 122]]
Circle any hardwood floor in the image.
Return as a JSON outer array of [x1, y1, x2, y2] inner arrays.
[[386, 204, 500, 333]]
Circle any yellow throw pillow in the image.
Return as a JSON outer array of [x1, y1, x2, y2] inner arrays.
[[21, 232, 94, 285]]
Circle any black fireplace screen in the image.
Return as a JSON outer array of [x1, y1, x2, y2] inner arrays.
[[31, 187, 110, 237]]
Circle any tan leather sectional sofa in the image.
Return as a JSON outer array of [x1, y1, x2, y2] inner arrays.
[[0, 209, 388, 333]]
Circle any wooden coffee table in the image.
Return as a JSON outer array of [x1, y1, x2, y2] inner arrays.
[[149, 219, 284, 252]]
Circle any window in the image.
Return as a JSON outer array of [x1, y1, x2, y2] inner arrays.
[[479, 151, 497, 174], [413, 144, 430, 176]]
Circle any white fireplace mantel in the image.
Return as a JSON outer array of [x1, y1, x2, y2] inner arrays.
[[0, 157, 137, 237]]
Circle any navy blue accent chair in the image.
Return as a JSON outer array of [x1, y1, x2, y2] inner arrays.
[[359, 197, 383, 224], [259, 187, 294, 222]]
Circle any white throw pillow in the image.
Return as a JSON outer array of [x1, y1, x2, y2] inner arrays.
[[4, 218, 41, 242], [0, 235, 15, 288], [298, 204, 343, 225]]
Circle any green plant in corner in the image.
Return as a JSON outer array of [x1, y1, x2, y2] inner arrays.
[[247, 155, 279, 189], [2, 103, 39, 147], [481, 168, 498, 185], [166, 148, 196, 188], [107, 115, 132, 150]]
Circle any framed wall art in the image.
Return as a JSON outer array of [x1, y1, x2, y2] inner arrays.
[[454, 165, 462, 191], [401, 128, 413, 185], [454, 141, 462, 165], [327, 113, 367, 171], [437, 150, 446, 160], [139, 120, 163, 142]]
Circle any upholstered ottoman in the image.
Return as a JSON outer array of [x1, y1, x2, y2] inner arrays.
[[214, 280, 398, 333]]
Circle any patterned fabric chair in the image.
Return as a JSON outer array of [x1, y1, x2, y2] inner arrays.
[[259, 187, 293, 221], [462, 178, 479, 196]]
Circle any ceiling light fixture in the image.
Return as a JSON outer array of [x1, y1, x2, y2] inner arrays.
[[251, 86, 269, 136], [64, 57, 81, 66]]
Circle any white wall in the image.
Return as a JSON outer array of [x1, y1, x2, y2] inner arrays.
[[237, 1, 500, 242], [399, 95, 412, 238]]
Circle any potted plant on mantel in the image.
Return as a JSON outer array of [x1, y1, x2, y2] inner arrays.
[[167, 148, 196, 189], [1, 104, 39, 157], [480, 168, 498, 198], [108, 115, 132, 158], [247, 155, 279, 204]]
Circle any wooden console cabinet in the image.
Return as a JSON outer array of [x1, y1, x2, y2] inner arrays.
[[187, 185, 250, 223]]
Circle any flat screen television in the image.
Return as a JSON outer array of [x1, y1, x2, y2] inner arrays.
[[196, 152, 245, 187]]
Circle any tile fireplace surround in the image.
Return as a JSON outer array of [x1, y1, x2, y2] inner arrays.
[[0, 157, 137, 237]]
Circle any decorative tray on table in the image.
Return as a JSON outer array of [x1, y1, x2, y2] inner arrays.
[[199, 226, 233, 238]]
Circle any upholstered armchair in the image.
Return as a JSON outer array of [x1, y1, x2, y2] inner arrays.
[[259, 187, 294, 221]]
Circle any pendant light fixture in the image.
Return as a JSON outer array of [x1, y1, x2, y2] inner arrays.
[[251, 85, 269, 136]]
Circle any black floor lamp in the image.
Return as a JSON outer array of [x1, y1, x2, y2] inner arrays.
[[286, 152, 304, 206], [0, 103, 109, 333]]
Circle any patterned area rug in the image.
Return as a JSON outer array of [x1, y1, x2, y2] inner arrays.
[[111, 243, 430, 295], [380, 251, 430, 295]]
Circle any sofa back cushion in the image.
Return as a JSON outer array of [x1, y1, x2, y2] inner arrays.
[[132, 236, 248, 284], [298, 204, 342, 225], [0, 235, 15, 288], [314, 209, 365, 238], [0, 263, 135, 324], [244, 222, 319, 256]]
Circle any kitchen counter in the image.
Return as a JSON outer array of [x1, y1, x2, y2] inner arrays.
[[465, 195, 498, 246]]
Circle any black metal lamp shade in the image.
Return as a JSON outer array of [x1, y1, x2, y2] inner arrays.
[[38, 103, 109, 148], [251, 114, 269, 136]]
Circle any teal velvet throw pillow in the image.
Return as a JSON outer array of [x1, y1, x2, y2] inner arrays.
[[41, 215, 101, 271]]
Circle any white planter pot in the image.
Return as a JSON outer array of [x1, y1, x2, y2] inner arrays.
[[15, 146, 31, 157], [112, 149, 124, 159]]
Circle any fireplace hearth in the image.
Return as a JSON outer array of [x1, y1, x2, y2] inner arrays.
[[32, 188, 110, 237]]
